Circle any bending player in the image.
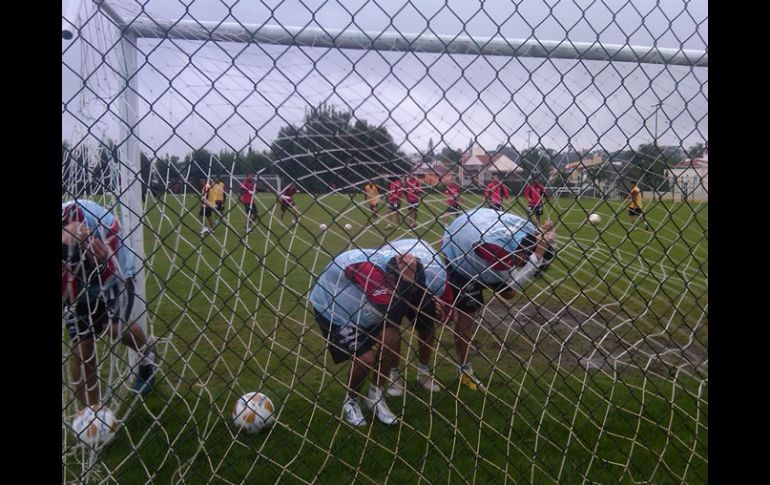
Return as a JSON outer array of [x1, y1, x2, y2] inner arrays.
[[309, 248, 429, 426], [441, 208, 556, 391], [62, 199, 157, 408], [374, 239, 452, 396]]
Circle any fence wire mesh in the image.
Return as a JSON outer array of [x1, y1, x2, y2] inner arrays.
[[62, 1, 707, 483]]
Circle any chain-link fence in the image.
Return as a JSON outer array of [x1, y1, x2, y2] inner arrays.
[[62, 1, 707, 482]]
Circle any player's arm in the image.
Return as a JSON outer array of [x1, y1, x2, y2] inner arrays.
[[505, 221, 557, 293]]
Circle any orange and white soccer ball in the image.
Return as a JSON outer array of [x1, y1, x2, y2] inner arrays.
[[232, 392, 275, 433], [71, 405, 119, 448]]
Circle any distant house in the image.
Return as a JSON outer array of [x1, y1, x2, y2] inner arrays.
[[668, 148, 708, 202], [412, 160, 451, 186], [561, 154, 606, 184], [459, 145, 522, 186]]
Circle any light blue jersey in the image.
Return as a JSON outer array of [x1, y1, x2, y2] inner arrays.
[[309, 249, 384, 329], [62, 199, 137, 282], [442, 208, 537, 286], [373, 239, 446, 299]]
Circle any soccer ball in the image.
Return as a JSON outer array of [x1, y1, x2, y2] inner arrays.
[[319, 223, 328, 231], [232, 392, 275, 434], [344, 223, 353, 230], [71, 405, 119, 449], [588, 213, 601, 225]]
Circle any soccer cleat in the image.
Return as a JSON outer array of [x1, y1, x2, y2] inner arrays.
[[133, 340, 158, 396], [386, 369, 404, 397], [416, 369, 442, 392], [459, 371, 485, 392], [342, 397, 367, 427], [363, 387, 398, 425]]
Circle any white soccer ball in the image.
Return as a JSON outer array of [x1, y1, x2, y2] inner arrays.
[[588, 213, 601, 224], [232, 392, 276, 434], [344, 223, 353, 230], [319, 223, 328, 231], [71, 405, 119, 449]]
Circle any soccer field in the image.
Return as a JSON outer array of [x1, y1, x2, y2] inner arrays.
[[63, 192, 707, 483]]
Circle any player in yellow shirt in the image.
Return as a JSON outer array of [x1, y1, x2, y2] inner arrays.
[[199, 177, 227, 235], [363, 181, 381, 221], [625, 181, 649, 230]]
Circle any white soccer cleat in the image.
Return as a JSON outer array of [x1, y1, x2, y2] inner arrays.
[[342, 397, 367, 427], [416, 369, 442, 393], [386, 368, 405, 397], [364, 387, 398, 425]]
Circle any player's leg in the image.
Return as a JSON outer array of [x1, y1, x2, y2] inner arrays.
[[71, 337, 99, 407], [447, 272, 486, 391], [105, 279, 157, 395], [364, 324, 399, 424], [415, 315, 441, 392], [66, 294, 108, 407]]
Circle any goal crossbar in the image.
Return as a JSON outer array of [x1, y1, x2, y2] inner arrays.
[[84, 0, 707, 67]]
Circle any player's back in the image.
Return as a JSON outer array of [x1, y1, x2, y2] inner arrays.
[[62, 199, 136, 280], [442, 208, 535, 284], [309, 249, 384, 329]]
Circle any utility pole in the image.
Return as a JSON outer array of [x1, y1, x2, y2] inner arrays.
[[651, 103, 662, 145]]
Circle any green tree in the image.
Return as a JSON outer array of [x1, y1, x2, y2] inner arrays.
[[270, 103, 406, 193]]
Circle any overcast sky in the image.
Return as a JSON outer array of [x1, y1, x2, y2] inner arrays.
[[62, 0, 707, 158]]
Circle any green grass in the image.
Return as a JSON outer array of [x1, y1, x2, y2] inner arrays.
[[63, 192, 707, 484]]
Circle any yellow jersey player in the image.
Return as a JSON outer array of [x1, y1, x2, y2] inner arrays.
[[364, 181, 381, 220], [625, 181, 649, 230]]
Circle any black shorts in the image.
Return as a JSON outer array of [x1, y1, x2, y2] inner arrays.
[[528, 205, 544, 216], [446, 266, 486, 314], [64, 279, 135, 343], [315, 310, 386, 364], [215, 201, 225, 212], [199, 206, 213, 217], [243, 202, 258, 214], [628, 207, 643, 216], [403, 294, 436, 333], [489, 203, 503, 211], [389, 202, 401, 211], [445, 203, 462, 213], [407, 201, 420, 211]]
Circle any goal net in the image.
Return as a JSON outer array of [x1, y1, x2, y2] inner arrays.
[[62, 1, 707, 483]]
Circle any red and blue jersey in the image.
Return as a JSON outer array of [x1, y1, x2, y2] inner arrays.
[[62, 200, 136, 298]]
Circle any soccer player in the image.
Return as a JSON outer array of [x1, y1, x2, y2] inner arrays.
[[199, 178, 215, 235], [484, 174, 510, 211], [239, 173, 259, 232], [279, 182, 300, 225], [625, 181, 649, 230], [210, 177, 227, 224], [386, 176, 404, 228], [309, 248, 429, 426], [441, 208, 556, 391], [524, 177, 549, 225], [442, 174, 463, 224], [373, 239, 452, 396], [404, 174, 423, 229], [62, 200, 157, 408], [363, 180, 381, 221]]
